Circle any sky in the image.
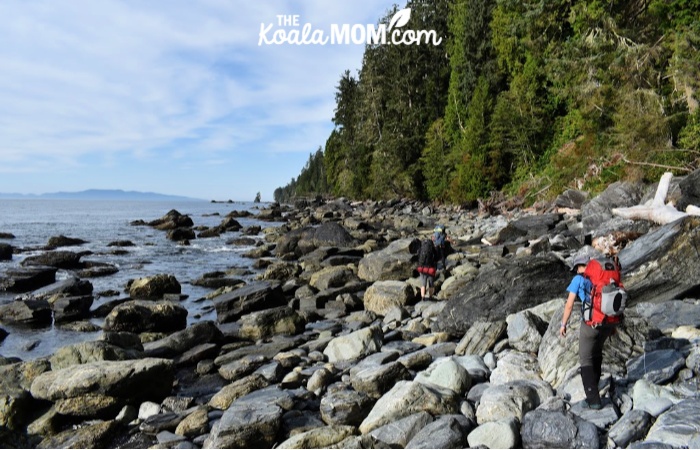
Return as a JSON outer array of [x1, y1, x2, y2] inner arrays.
[[0, 0, 401, 201]]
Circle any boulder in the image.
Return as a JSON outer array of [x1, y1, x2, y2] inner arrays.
[[607, 409, 653, 449], [520, 409, 599, 449], [128, 274, 181, 300], [506, 310, 547, 354], [351, 361, 412, 398], [435, 255, 570, 335], [626, 350, 687, 384], [208, 374, 270, 410], [359, 381, 461, 434], [0, 360, 51, 432], [358, 238, 420, 282], [49, 295, 94, 323], [166, 227, 196, 241], [467, 418, 520, 450], [49, 341, 136, 370], [676, 167, 700, 211], [644, 398, 700, 448], [620, 217, 700, 304], [213, 281, 286, 324], [31, 276, 93, 301], [0, 243, 12, 261], [276, 222, 356, 257], [36, 420, 119, 449], [475, 380, 542, 424], [369, 412, 433, 448], [0, 299, 52, 327], [146, 210, 194, 230], [276, 425, 356, 449], [320, 389, 374, 426], [405, 414, 472, 449], [632, 299, 700, 334], [415, 356, 472, 395], [20, 251, 84, 269], [237, 306, 305, 341], [555, 189, 589, 209], [0, 266, 57, 293], [363, 280, 415, 316], [46, 235, 87, 248], [309, 266, 357, 291], [455, 321, 506, 356], [30, 358, 174, 404], [323, 325, 383, 363], [143, 321, 222, 358], [490, 351, 545, 385], [103, 300, 187, 333], [582, 181, 645, 234], [204, 402, 282, 448]]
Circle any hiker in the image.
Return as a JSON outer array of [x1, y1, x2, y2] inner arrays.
[[416, 238, 437, 301], [432, 225, 453, 270], [560, 254, 626, 410]]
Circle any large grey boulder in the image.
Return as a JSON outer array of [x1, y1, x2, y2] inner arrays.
[[520, 409, 599, 449], [582, 181, 645, 234], [275, 222, 356, 257], [213, 281, 286, 324], [50, 295, 93, 323], [467, 418, 520, 449], [30, 358, 174, 404], [607, 409, 653, 449], [414, 356, 472, 395], [363, 280, 416, 316], [309, 266, 357, 291], [476, 380, 542, 425], [320, 389, 374, 426], [435, 254, 570, 335], [506, 310, 547, 354], [145, 210, 193, 230], [405, 414, 472, 449], [276, 425, 356, 449], [626, 350, 687, 384], [644, 398, 700, 447], [620, 216, 700, 304], [358, 238, 420, 282], [632, 299, 700, 333], [0, 360, 51, 432], [369, 412, 433, 448], [455, 321, 507, 356], [351, 361, 412, 399], [359, 381, 461, 434], [323, 325, 383, 363], [49, 341, 136, 370]]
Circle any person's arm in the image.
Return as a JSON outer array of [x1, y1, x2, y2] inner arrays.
[[560, 292, 576, 337]]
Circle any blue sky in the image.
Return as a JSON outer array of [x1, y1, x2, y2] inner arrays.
[[0, 1, 400, 201]]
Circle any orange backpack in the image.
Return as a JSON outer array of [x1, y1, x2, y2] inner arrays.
[[582, 258, 627, 326]]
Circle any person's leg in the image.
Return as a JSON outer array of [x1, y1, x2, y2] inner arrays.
[[427, 275, 434, 299], [579, 324, 602, 408], [419, 273, 427, 300]]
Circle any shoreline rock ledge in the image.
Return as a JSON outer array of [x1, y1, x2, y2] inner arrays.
[[1, 170, 700, 448]]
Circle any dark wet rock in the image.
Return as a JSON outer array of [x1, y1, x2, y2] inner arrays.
[[0, 232, 15, 239], [351, 361, 412, 399], [370, 411, 433, 448], [100, 331, 144, 351], [36, 419, 120, 449], [0, 243, 12, 261], [0, 359, 51, 432], [143, 320, 222, 359], [77, 261, 119, 278], [0, 299, 52, 327], [237, 306, 306, 341], [107, 240, 135, 247], [435, 254, 570, 335], [50, 294, 94, 323], [227, 236, 257, 246], [21, 251, 84, 270], [213, 281, 286, 324], [677, 167, 700, 211], [104, 300, 188, 333], [191, 272, 245, 289], [31, 276, 93, 301], [45, 235, 88, 249], [0, 266, 57, 293], [276, 222, 356, 258], [167, 227, 196, 241], [147, 210, 194, 230]]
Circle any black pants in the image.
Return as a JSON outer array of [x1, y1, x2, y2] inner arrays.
[[579, 322, 615, 404]]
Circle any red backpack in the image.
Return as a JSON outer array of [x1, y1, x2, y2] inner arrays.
[[582, 258, 627, 326]]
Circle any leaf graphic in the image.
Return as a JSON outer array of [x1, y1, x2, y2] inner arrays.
[[388, 8, 411, 30]]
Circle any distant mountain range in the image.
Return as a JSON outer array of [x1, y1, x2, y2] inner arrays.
[[0, 189, 203, 201]]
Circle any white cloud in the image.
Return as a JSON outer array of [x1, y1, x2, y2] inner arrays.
[[0, 0, 399, 197]]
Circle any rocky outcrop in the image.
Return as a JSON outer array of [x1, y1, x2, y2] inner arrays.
[[128, 274, 181, 300], [213, 281, 286, 324], [103, 300, 188, 333], [0, 266, 58, 293], [357, 238, 420, 282]]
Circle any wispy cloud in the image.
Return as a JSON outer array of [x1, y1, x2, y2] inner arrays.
[[0, 0, 398, 198]]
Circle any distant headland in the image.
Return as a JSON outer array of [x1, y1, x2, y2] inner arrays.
[[0, 189, 203, 201]]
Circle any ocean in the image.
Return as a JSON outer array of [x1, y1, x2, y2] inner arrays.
[[0, 199, 280, 359]]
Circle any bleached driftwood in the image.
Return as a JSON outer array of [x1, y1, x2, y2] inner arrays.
[[612, 172, 700, 225]]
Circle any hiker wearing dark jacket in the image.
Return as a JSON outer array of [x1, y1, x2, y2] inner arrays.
[[416, 238, 437, 301], [432, 225, 453, 270], [560, 255, 616, 410]]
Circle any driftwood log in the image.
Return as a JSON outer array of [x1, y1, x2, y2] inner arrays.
[[612, 172, 700, 225]]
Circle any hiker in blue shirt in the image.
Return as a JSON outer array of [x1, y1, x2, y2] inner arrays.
[[560, 254, 616, 410], [432, 225, 453, 270]]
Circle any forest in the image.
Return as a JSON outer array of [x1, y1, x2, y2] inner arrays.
[[274, 0, 700, 205]]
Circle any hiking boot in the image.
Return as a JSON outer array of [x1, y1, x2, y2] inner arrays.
[[580, 366, 602, 407], [583, 400, 602, 410]]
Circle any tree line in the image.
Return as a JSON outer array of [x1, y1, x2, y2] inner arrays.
[[275, 0, 700, 205]]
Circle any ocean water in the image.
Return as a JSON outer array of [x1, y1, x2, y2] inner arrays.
[[0, 199, 280, 359]]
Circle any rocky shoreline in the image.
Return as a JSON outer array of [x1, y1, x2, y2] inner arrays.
[[1, 170, 700, 449]]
